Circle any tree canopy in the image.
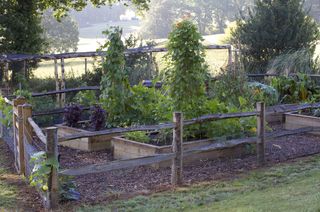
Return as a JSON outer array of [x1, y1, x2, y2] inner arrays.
[[42, 10, 79, 53], [36, 0, 150, 18], [139, 0, 253, 39]]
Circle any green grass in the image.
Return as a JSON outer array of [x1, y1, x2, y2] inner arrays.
[[0, 142, 18, 209], [77, 155, 320, 212]]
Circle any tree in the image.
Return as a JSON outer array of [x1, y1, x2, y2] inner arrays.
[[0, 0, 45, 85], [42, 10, 79, 53], [0, 0, 150, 86], [139, 0, 253, 39], [232, 0, 320, 74]]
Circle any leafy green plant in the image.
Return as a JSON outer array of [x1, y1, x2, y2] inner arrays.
[[29, 152, 80, 201], [129, 83, 172, 125], [0, 96, 13, 127], [74, 90, 97, 107], [248, 82, 279, 106], [271, 73, 320, 103], [29, 151, 58, 192], [14, 89, 32, 100], [165, 20, 208, 118], [125, 131, 150, 143]]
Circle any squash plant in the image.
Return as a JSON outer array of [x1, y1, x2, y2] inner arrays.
[[29, 151, 80, 200]]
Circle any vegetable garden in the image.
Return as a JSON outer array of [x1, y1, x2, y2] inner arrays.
[[2, 20, 320, 209]]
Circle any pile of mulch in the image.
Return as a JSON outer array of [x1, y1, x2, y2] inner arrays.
[[57, 132, 320, 205]]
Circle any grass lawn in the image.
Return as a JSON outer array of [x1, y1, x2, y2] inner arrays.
[[77, 155, 320, 212], [0, 141, 42, 211], [0, 142, 19, 209]]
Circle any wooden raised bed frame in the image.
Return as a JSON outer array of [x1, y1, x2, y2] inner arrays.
[[285, 112, 320, 135], [112, 136, 254, 168], [56, 124, 118, 151]]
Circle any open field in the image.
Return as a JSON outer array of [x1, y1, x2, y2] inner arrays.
[[34, 42, 229, 79], [77, 154, 320, 212]]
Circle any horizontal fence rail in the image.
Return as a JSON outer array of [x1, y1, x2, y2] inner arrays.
[[27, 117, 46, 144], [247, 73, 320, 78], [0, 45, 232, 62], [32, 106, 90, 117]]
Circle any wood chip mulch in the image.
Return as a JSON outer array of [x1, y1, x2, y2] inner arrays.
[[58, 132, 320, 206]]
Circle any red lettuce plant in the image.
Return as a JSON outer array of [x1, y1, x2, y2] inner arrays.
[[63, 103, 82, 127]]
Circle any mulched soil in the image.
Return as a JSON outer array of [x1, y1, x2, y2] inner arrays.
[[3, 122, 320, 209], [57, 124, 320, 206]]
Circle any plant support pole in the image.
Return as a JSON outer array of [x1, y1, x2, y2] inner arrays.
[[256, 102, 266, 166], [171, 112, 183, 186]]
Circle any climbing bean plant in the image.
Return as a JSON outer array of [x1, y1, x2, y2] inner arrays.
[[100, 27, 131, 126], [165, 20, 209, 118]]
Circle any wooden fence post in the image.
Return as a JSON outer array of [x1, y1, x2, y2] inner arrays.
[[46, 127, 59, 209], [22, 104, 32, 176], [13, 97, 26, 174], [171, 112, 183, 186], [17, 105, 26, 175], [4, 62, 9, 88], [60, 58, 66, 107], [84, 58, 88, 74], [54, 59, 60, 107], [228, 45, 233, 67], [256, 102, 265, 166]]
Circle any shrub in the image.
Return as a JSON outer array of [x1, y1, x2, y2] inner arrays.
[[63, 103, 82, 127], [232, 0, 320, 73]]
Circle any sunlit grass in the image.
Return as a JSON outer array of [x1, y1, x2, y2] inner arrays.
[[0, 141, 18, 209]]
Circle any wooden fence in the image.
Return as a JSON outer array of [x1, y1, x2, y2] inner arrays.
[[10, 97, 59, 209], [3, 96, 320, 209], [0, 44, 235, 107]]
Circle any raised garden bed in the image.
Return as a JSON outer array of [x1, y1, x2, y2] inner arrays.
[[112, 136, 254, 168], [56, 124, 119, 151], [285, 112, 320, 135]]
